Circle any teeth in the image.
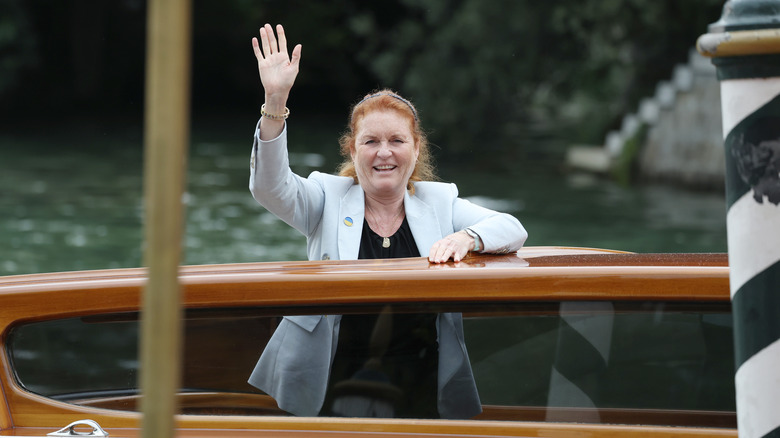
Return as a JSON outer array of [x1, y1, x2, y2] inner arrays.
[[375, 165, 395, 170]]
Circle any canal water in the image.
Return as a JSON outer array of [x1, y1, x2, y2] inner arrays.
[[0, 116, 728, 276]]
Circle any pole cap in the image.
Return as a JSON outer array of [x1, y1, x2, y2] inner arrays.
[[708, 0, 780, 32], [698, 0, 780, 59]]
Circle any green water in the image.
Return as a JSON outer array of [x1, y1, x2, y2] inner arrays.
[[0, 117, 728, 276]]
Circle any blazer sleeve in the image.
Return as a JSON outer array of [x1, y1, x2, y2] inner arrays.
[[249, 120, 325, 237], [449, 185, 528, 254]]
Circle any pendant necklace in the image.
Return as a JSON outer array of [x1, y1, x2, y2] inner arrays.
[[366, 204, 404, 248]]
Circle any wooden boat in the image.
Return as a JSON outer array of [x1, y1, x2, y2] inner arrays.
[[0, 247, 736, 437]]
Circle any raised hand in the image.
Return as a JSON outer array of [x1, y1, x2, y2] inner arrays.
[[252, 24, 302, 102], [252, 24, 301, 140]]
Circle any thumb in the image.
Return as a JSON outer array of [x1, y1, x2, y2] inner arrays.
[[290, 44, 302, 68]]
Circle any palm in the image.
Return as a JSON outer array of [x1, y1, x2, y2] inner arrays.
[[252, 24, 301, 97], [259, 52, 296, 94]]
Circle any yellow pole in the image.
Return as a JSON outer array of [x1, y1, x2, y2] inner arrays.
[[140, 0, 191, 437]]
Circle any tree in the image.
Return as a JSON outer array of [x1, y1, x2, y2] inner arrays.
[[0, 0, 38, 112], [343, 0, 725, 163], [1, 0, 726, 165]]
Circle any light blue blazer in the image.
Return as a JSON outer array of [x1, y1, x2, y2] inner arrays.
[[247, 122, 528, 418]]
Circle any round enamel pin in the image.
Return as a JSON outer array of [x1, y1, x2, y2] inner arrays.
[[343, 217, 353, 227]]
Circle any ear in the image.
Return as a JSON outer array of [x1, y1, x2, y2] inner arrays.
[[349, 143, 357, 162]]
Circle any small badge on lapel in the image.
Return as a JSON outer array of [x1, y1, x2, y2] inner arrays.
[[343, 217, 353, 227]]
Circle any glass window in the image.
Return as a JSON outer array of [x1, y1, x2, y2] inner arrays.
[[6, 301, 735, 426], [465, 302, 735, 427]]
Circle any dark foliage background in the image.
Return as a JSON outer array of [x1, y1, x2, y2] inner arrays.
[[0, 0, 724, 163]]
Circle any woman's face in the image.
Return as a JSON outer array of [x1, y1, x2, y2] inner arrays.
[[351, 110, 419, 200]]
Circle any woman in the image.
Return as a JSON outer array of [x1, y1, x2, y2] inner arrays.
[[247, 24, 528, 419]]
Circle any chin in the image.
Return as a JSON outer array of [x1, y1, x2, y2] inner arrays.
[[369, 182, 405, 194]]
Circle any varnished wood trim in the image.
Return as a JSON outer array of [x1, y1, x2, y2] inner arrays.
[[1, 382, 740, 437], [477, 405, 736, 428], [8, 422, 741, 438], [0, 350, 11, 431], [67, 394, 738, 428], [0, 257, 730, 328], [74, 392, 284, 416], [0, 250, 734, 436]]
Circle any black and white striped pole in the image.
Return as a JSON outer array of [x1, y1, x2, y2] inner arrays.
[[697, 1, 780, 437]]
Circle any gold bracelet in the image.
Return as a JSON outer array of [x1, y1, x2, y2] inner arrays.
[[261, 104, 290, 120]]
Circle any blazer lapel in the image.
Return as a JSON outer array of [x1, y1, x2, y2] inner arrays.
[[337, 185, 365, 260], [405, 191, 442, 257]]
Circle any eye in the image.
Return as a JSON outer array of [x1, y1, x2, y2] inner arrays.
[[364, 139, 376, 145]]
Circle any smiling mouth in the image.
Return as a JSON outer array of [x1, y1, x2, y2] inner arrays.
[[374, 165, 396, 172]]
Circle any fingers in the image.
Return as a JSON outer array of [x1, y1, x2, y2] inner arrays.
[[264, 23, 278, 54], [257, 24, 297, 63], [428, 232, 471, 263], [429, 243, 465, 263], [251, 37, 262, 60], [259, 25, 272, 58], [258, 23, 280, 58], [276, 24, 288, 56]]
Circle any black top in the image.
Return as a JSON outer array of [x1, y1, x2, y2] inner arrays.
[[357, 217, 420, 259], [320, 216, 439, 419]]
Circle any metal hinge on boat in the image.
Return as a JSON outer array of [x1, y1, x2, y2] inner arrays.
[[47, 419, 109, 437]]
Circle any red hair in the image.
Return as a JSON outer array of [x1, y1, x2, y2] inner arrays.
[[337, 89, 436, 193]]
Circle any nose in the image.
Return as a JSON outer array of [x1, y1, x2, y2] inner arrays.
[[377, 141, 392, 158]]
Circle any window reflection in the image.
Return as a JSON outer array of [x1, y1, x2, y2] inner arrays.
[[321, 307, 439, 418], [6, 301, 735, 427]]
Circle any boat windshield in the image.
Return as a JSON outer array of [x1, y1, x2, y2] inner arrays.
[[6, 301, 735, 427]]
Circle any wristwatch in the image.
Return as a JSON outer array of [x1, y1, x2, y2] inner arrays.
[[464, 228, 482, 252]]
